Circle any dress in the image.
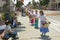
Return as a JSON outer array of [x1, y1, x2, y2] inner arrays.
[[40, 15, 49, 33], [35, 19, 38, 28], [35, 14, 39, 28], [29, 11, 35, 26]]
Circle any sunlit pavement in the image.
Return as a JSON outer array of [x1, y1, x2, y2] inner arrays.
[[9, 11, 60, 40]]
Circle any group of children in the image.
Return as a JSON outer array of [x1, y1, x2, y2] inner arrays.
[[3, 19, 18, 40], [0, 14, 19, 40], [27, 9, 50, 36]]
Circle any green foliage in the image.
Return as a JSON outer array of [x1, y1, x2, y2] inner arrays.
[[28, 2, 31, 5], [16, 1, 24, 7], [2, 12, 14, 21], [3, 3, 9, 12], [40, 1, 43, 5], [40, 0, 50, 6]]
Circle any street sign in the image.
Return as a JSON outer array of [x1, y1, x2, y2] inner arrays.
[[12, 0, 17, 4]]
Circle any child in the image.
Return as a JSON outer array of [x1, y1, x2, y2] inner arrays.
[[30, 10, 35, 26], [39, 11, 49, 36], [12, 17, 17, 28], [35, 10, 39, 29], [3, 20, 18, 40], [28, 9, 32, 23]]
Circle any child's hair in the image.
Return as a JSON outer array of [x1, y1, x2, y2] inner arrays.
[[5, 20, 11, 25], [40, 11, 44, 15], [14, 17, 17, 20]]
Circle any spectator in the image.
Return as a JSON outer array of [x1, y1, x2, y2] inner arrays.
[[2, 20, 18, 40], [12, 17, 17, 28], [0, 21, 6, 38]]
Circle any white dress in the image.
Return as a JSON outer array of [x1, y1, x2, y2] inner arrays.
[[40, 15, 46, 27], [40, 15, 49, 33], [40, 15, 46, 21]]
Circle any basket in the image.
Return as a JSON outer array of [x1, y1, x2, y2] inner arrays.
[[42, 21, 51, 28], [43, 23, 50, 28]]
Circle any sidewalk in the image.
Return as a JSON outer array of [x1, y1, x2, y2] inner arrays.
[[33, 9, 60, 16], [17, 15, 60, 40]]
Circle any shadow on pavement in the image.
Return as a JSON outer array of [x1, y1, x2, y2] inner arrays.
[[40, 35, 51, 40], [31, 35, 51, 40], [16, 25, 26, 32], [19, 26, 26, 29]]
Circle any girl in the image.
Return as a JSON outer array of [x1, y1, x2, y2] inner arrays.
[[30, 10, 35, 26], [35, 10, 39, 29], [39, 11, 50, 36], [28, 9, 32, 23]]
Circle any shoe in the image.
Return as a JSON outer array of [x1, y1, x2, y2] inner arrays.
[[35, 27, 39, 29], [14, 36, 19, 39]]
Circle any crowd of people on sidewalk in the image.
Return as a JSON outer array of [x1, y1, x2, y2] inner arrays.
[[26, 8, 51, 36]]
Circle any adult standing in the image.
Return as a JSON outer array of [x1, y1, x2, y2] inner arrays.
[[16, 0, 24, 16], [12, 0, 17, 12]]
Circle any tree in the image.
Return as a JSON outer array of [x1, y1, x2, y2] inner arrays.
[[2, 0, 14, 21], [28, 2, 31, 6], [16, 1, 24, 8], [40, 0, 50, 6], [3, 0, 10, 12]]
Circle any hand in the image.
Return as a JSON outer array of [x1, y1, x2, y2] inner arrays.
[[48, 22, 51, 24]]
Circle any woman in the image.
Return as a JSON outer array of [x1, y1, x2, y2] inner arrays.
[[35, 10, 39, 28], [39, 11, 49, 36]]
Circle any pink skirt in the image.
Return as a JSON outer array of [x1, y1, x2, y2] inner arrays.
[[31, 19, 35, 24]]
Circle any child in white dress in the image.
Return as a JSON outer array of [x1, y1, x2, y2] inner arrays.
[[39, 11, 49, 36]]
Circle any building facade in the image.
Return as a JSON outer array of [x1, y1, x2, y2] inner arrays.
[[49, 0, 60, 9]]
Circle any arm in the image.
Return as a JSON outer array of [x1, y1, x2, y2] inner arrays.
[[45, 16, 51, 24]]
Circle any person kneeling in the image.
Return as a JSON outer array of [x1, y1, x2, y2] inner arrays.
[[2, 20, 19, 40]]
